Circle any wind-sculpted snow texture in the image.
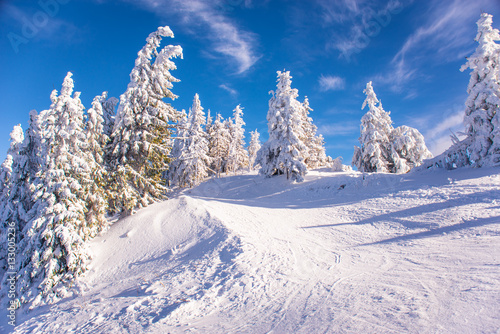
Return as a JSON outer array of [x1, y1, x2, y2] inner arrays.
[[5, 168, 500, 333]]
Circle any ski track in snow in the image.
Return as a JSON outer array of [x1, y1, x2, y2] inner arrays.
[[3, 167, 500, 333]]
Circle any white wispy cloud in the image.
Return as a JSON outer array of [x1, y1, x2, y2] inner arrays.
[[380, 0, 495, 91], [317, 0, 413, 60], [317, 122, 358, 136], [121, 0, 260, 74], [219, 84, 238, 96], [408, 106, 465, 155], [319, 75, 345, 91]]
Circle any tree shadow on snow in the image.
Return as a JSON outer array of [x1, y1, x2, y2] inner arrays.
[[302, 189, 500, 230], [360, 215, 500, 246]]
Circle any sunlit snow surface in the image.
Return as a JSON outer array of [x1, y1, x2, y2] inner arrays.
[[4, 167, 500, 333]]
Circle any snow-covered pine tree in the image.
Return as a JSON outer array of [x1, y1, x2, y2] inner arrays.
[[207, 113, 231, 177], [248, 129, 261, 170], [459, 13, 500, 166], [100, 92, 118, 139], [13, 72, 92, 307], [390, 125, 433, 173], [84, 94, 111, 237], [352, 81, 394, 173], [257, 70, 309, 181], [166, 110, 188, 186], [226, 105, 249, 174], [301, 97, 328, 169], [167, 94, 211, 187], [106, 26, 183, 215], [206, 109, 213, 133], [0, 125, 24, 276]]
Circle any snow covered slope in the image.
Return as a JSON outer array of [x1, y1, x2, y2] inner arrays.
[[4, 167, 500, 333]]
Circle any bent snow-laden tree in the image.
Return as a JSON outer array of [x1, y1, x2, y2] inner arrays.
[[257, 70, 309, 181], [353, 81, 432, 173], [106, 26, 183, 215]]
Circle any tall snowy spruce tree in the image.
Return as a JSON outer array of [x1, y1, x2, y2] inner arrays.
[[0, 125, 24, 277], [226, 105, 249, 174], [352, 81, 394, 172], [84, 93, 113, 237], [9, 72, 95, 307], [460, 13, 500, 166], [301, 97, 328, 169], [207, 113, 231, 177], [106, 26, 183, 214], [248, 129, 261, 170], [257, 70, 309, 181], [167, 94, 211, 188], [353, 81, 432, 173]]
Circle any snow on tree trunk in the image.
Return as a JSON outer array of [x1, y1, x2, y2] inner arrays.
[[257, 70, 309, 182], [106, 26, 183, 215]]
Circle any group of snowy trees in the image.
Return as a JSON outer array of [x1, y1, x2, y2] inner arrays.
[[167, 95, 253, 188], [1, 11, 498, 310], [0, 26, 185, 308], [352, 81, 433, 173]]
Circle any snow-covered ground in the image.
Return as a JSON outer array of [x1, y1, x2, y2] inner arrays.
[[3, 167, 500, 333]]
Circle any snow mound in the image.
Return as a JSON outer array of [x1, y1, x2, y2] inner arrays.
[[6, 168, 500, 333]]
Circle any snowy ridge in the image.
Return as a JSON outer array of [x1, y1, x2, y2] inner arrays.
[[5, 168, 500, 333]]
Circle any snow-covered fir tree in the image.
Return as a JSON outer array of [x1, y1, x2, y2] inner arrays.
[[353, 82, 432, 173], [84, 94, 111, 237], [419, 13, 500, 170], [0, 125, 24, 277], [13, 72, 93, 307], [390, 126, 433, 173], [226, 105, 249, 174], [167, 109, 188, 186], [459, 13, 500, 166], [167, 94, 211, 188], [352, 81, 394, 173], [301, 97, 328, 169], [207, 113, 231, 177], [99, 92, 118, 139], [248, 129, 261, 170], [106, 26, 183, 214], [257, 70, 309, 181]]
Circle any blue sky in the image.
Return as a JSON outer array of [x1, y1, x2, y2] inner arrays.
[[1, 0, 500, 165]]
